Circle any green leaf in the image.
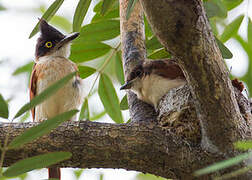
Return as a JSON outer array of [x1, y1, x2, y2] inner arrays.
[[0, 4, 6, 11], [19, 111, 30, 123], [78, 66, 96, 79], [144, 16, 153, 38], [9, 110, 78, 149], [234, 141, 252, 150], [90, 111, 106, 121], [79, 98, 89, 121], [77, 20, 120, 42], [14, 72, 76, 119], [194, 152, 252, 176], [126, 118, 131, 123], [51, 15, 72, 32], [0, 94, 9, 119], [209, 19, 218, 36], [222, 0, 243, 10], [3, 152, 72, 177], [70, 42, 111, 62], [94, 1, 103, 12], [203, 2, 219, 18], [101, 0, 117, 15], [126, 0, 137, 20], [99, 173, 104, 180], [146, 36, 163, 50], [92, 8, 119, 23], [115, 51, 125, 85], [215, 37, 233, 59], [12, 62, 34, 76], [220, 15, 244, 43], [93, 1, 119, 23], [98, 73, 123, 123], [94, 1, 119, 14], [0, 172, 28, 180], [120, 95, 128, 110], [74, 169, 84, 179], [247, 18, 252, 47], [73, 0, 92, 32], [204, 0, 227, 18], [137, 173, 166, 180], [148, 48, 170, 59], [29, 0, 64, 38]]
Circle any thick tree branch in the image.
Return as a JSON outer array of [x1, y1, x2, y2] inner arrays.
[[0, 121, 245, 180], [139, 0, 252, 153], [1, 88, 251, 179]]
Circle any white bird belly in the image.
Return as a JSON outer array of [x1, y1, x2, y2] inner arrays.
[[139, 74, 186, 108]]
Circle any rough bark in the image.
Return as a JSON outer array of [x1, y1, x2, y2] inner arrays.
[[0, 121, 245, 180], [1, 0, 252, 179], [120, 0, 157, 124], [1, 87, 251, 179], [139, 0, 252, 153]]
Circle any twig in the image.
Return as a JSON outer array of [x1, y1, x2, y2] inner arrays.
[[86, 43, 121, 97]]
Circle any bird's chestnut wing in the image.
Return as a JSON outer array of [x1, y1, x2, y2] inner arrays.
[[29, 63, 38, 121]]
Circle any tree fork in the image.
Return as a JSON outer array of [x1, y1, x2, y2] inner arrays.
[[139, 0, 252, 152]]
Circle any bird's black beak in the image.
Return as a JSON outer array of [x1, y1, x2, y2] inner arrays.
[[120, 81, 133, 90], [56, 32, 79, 49]]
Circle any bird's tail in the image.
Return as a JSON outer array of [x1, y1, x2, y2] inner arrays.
[[48, 167, 61, 179]]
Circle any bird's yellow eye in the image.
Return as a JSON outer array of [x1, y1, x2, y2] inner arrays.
[[45, 41, 53, 48]]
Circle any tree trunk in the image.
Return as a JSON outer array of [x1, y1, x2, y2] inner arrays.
[[139, 0, 252, 153]]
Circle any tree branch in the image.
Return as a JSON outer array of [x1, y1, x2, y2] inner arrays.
[[139, 0, 252, 153], [1, 88, 251, 179], [0, 121, 242, 180], [119, 0, 157, 124]]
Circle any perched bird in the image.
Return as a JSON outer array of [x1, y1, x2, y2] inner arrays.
[[29, 19, 82, 179], [120, 60, 186, 109]]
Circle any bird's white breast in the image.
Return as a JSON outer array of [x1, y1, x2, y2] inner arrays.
[[35, 56, 82, 122], [135, 74, 186, 108]]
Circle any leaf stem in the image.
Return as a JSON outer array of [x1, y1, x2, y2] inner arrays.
[[98, 43, 121, 73], [87, 43, 121, 97]]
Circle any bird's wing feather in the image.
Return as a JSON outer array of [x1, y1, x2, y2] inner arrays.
[[29, 63, 38, 121], [144, 60, 185, 79]]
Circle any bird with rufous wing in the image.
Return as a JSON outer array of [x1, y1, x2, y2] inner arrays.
[[29, 19, 82, 180]]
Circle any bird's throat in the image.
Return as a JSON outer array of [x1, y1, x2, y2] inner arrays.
[[51, 43, 71, 58]]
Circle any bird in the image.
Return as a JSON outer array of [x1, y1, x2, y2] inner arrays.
[[120, 59, 186, 109], [29, 19, 82, 179]]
